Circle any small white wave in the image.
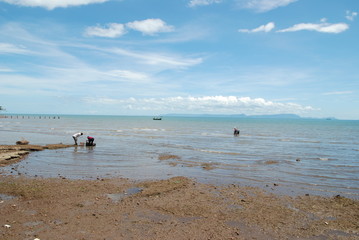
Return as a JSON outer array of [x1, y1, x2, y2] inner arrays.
[[196, 149, 241, 155], [279, 138, 292, 142], [301, 140, 321, 143], [200, 132, 228, 137], [319, 157, 329, 161], [132, 128, 164, 132]]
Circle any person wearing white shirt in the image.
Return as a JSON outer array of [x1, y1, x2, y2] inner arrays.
[[72, 132, 83, 145]]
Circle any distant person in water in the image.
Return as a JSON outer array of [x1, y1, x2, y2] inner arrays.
[[233, 127, 240, 136], [87, 136, 95, 146], [72, 132, 83, 145]]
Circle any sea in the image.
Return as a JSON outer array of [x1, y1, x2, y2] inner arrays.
[[1, 114, 358, 198]]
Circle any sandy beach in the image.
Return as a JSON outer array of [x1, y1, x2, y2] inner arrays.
[[1, 145, 359, 240]]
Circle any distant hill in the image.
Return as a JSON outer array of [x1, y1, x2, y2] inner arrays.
[[164, 113, 302, 119], [248, 114, 302, 119]]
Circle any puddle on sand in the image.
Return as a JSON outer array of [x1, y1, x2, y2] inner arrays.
[[0, 194, 16, 201], [23, 221, 43, 227], [107, 187, 143, 203]]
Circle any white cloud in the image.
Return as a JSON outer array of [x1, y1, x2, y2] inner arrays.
[[85, 19, 174, 38], [277, 21, 349, 34], [322, 91, 353, 96], [0, 42, 31, 54], [0, 0, 109, 10], [110, 47, 203, 68], [0, 67, 14, 72], [105, 70, 148, 81], [239, 22, 275, 33], [126, 19, 174, 36], [346, 10, 358, 21], [85, 23, 127, 38], [237, 0, 297, 12], [0, 23, 203, 101], [83, 96, 315, 115], [188, 0, 223, 7]]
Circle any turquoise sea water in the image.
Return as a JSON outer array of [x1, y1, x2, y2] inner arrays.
[[1, 115, 358, 198]]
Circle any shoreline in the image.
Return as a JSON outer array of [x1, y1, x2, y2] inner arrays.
[[1, 145, 358, 239], [0, 144, 74, 167]]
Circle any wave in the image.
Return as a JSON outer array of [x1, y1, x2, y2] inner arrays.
[[195, 149, 241, 155]]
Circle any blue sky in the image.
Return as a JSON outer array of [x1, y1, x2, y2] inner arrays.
[[0, 0, 358, 119]]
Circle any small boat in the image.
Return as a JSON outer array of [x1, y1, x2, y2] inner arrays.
[[153, 116, 162, 120]]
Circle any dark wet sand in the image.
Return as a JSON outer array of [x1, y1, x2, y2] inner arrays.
[[0, 144, 74, 167], [1, 145, 358, 239]]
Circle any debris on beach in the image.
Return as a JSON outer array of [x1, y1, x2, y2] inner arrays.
[[0, 143, 75, 167], [0, 175, 358, 239], [264, 160, 279, 165], [201, 162, 216, 170], [16, 138, 29, 145], [158, 154, 181, 161]]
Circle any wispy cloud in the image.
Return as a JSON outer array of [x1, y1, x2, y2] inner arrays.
[[83, 96, 315, 115], [0, 67, 15, 72], [239, 22, 275, 33], [236, 0, 297, 12], [105, 70, 149, 81], [0, 22, 203, 100], [239, 19, 349, 34], [109, 47, 203, 68], [85, 19, 174, 38], [85, 23, 127, 38], [0, 42, 31, 54], [346, 10, 358, 21], [322, 91, 353, 96], [0, 0, 109, 10], [188, 0, 223, 8], [126, 19, 174, 36], [277, 19, 349, 33], [152, 24, 212, 43]]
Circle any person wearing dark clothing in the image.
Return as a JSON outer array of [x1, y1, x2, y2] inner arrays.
[[87, 136, 95, 146]]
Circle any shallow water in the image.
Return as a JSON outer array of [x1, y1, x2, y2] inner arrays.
[[1, 115, 358, 198]]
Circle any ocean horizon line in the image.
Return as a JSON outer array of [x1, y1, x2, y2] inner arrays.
[[1, 113, 357, 121]]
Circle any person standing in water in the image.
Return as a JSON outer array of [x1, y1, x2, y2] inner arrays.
[[72, 132, 83, 145], [233, 127, 240, 136]]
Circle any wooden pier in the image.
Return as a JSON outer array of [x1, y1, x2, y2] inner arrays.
[[0, 115, 61, 119]]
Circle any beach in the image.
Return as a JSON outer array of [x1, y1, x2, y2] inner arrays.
[[1, 145, 359, 239], [1, 115, 358, 198], [1, 116, 359, 239]]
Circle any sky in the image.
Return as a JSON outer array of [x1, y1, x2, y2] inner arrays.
[[0, 0, 358, 119]]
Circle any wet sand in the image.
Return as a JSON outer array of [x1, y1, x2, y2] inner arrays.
[[1, 145, 358, 239], [0, 144, 74, 167]]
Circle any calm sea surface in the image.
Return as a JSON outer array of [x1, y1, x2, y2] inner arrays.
[[1, 115, 358, 198]]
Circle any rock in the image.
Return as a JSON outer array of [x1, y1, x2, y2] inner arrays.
[[16, 139, 29, 145], [0, 151, 29, 161]]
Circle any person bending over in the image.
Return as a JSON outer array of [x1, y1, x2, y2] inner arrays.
[[87, 136, 95, 146], [72, 132, 83, 145]]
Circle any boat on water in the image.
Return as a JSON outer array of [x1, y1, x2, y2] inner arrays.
[[153, 116, 162, 120]]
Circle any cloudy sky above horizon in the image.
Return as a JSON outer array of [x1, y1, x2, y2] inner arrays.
[[0, 0, 358, 119]]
